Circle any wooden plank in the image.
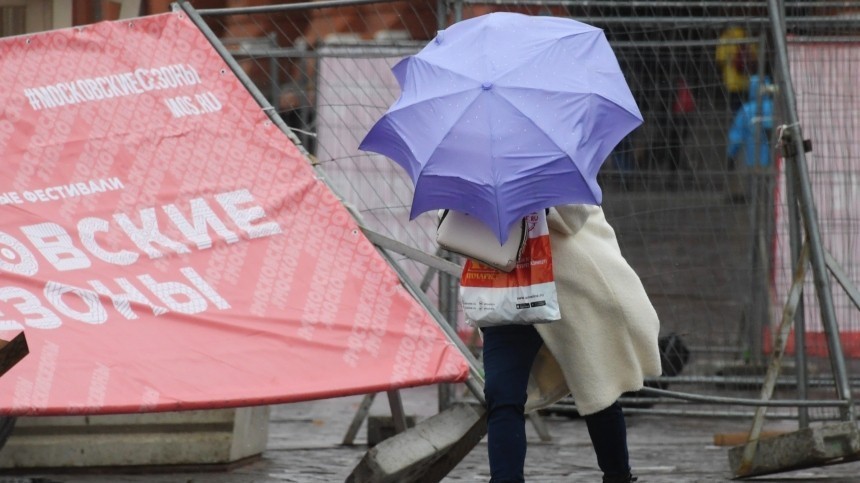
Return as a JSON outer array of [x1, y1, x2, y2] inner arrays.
[[713, 430, 789, 447]]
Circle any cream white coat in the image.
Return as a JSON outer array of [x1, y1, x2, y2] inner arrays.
[[524, 204, 663, 416]]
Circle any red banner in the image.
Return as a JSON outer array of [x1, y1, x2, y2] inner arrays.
[[0, 13, 468, 416]]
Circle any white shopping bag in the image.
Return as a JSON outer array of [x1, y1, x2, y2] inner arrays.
[[459, 211, 561, 328]]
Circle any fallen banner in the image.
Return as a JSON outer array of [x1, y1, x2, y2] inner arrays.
[[0, 13, 468, 416]]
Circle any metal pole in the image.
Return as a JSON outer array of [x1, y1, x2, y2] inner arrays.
[[737, 36, 760, 363], [766, 0, 855, 421], [198, 0, 404, 16], [383, 247, 485, 403], [738, 243, 808, 474], [785, 136, 809, 428], [746, 172, 762, 363], [777, 0, 787, 35], [437, 252, 454, 411], [436, 0, 447, 30], [748, 34, 770, 366], [827, 251, 860, 313]]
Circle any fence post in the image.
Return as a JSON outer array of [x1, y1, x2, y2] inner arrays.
[[766, 0, 855, 422], [437, 250, 460, 412], [784, 132, 810, 428]]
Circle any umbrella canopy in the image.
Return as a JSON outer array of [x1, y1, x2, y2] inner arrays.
[[360, 12, 642, 243]]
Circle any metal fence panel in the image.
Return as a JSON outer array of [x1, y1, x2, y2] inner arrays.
[[192, 0, 860, 417]]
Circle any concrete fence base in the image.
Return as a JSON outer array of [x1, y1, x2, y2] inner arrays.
[[0, 406, 269, 470], [728, 421, 860, 478]]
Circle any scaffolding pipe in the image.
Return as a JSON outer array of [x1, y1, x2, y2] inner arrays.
[[767, 0, 856, 423]]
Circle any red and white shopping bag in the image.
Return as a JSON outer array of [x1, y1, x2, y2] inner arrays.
[[459, 211, 561, 328]]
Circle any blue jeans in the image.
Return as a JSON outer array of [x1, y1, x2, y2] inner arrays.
[[482, 324, 631, 482]]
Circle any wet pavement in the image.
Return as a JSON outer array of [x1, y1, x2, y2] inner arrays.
[[11, 384, 860, 483]]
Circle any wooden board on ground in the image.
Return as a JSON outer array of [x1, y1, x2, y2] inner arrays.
[[713, 430, 789, 446]]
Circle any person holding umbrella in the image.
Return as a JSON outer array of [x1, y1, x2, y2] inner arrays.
[[481, 203, 660, 483], [361, 13, 662, 483]]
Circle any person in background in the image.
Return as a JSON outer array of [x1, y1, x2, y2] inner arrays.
[[482, 205, 662, 483], [726, 74, 774, 202], [665, 76, 697, 179], [727, 75, 774, 168], [716, 26, 757, 111]]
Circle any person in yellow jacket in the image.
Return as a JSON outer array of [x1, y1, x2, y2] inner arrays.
[[716, 26, 757, 110]]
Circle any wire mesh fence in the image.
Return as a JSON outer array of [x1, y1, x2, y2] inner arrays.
[[190, 0, 860, 419]]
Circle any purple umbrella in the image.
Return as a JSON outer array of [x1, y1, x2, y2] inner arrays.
[[359, 12, 642, 243]]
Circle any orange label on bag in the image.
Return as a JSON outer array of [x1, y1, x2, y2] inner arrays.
[[460, 233, 554, 288]]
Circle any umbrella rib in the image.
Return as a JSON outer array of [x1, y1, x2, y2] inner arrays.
[[491, 90, 577, 161], [404, 55, 485, 87], [386, 86, 478, 115], [506, 85, 641, 119], [387, 56, 481, 113], [414, 90, 485, 170], [491, 30, 601, 87], [492, 90, 594, 190]]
